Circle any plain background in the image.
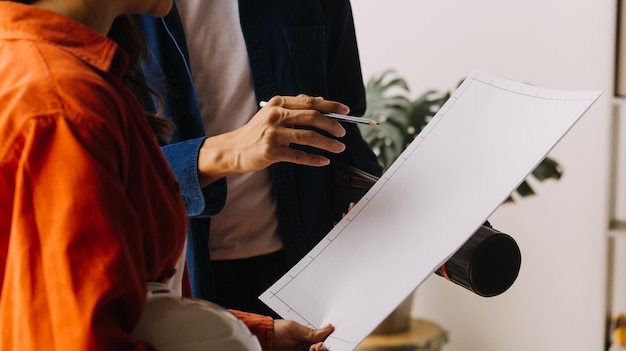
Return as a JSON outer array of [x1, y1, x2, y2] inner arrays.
[[351, 1, 614, 350]]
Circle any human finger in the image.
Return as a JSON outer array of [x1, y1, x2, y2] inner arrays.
[[266, 94, 350, 115], [292, 323, 334, 344], [273, 320, 334, 350], [309, 324, 334, 343], [341, 202, 356, 219], [309, 342, 328, 351], [267, 147, 331, 167], [283, 127, 345, 154], [243, 122, 345, 164], [261, 103, 346, 139]]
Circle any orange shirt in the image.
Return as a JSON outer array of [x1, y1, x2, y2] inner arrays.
[[0, 3, 277, 350], [0, 3, 187, 350]]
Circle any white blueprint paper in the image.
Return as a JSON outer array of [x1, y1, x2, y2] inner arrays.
[[259, 70, 602, 351]]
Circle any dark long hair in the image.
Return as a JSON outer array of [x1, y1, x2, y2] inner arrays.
[[108, 15, 174, 144]]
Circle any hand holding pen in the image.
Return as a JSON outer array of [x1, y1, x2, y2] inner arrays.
[[259, 100, 379, 126], [197, 95, 354, 186]]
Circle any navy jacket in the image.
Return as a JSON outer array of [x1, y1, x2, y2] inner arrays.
[[134, 0, 382, 301]]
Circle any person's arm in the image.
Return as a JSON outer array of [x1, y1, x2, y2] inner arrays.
[[161, 137, 228, 217], [228, 310, 274, 350], [162, 95, 350, 218], [132, 12, 225, 219], [228, 310, 333, 351], [2, 117, 155, 350], [195, 95, 350, 185]]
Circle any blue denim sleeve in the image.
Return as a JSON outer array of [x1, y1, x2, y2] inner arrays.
[[161, 137, 226, 217]]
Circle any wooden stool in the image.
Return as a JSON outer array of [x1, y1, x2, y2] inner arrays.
[[355, 319, 448, 351]]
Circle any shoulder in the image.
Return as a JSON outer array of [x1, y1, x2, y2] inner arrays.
[[0, 41, 127, 160], [2, 38, 125, 124]]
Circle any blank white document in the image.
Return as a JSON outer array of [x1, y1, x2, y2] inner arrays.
[[259, 70, 602, 351]]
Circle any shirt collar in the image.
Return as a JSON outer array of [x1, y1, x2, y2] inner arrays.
[[0, 2, 127, 75]]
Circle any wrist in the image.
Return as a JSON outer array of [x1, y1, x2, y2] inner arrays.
[[197, 136, 233, 187]]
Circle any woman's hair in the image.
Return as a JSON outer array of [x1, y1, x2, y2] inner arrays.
[[108, 15, 175, 144], [9, 1, 174, 143]]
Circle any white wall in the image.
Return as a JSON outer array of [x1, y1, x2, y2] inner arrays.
[[352, 1, 615, 350]]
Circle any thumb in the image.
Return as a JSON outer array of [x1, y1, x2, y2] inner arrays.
[[308, 324, 334, 343], [309, 342, 328, 351]]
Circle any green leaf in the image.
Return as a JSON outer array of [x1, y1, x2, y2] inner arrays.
[[515, 180, 536, 198], [531, 157, 563, 181]]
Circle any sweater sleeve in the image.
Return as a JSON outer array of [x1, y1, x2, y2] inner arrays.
[[228, 310, 274, 351], [1, 117, 156, 351]]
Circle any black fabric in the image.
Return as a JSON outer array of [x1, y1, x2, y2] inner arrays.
[[211, 250, 287, 318], [134, 0, 382, 302], [330, 161, 379, 224]]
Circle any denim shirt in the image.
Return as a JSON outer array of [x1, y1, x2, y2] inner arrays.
[[134, 0, 382, 300]]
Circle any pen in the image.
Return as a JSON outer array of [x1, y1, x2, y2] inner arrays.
[[259, 101, 379, 126]]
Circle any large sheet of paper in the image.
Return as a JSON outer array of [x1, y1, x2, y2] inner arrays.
[[260, 70, 602, 351]]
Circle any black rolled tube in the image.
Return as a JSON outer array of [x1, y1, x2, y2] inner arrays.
[[435, 225, 522, 297]]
